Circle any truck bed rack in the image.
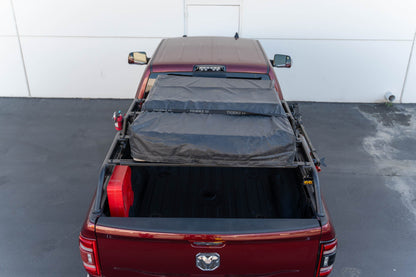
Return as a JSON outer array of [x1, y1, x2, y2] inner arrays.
[[93, 93, 324, 219]]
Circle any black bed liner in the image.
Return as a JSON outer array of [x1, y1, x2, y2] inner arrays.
[[129, 167, 313, 219]]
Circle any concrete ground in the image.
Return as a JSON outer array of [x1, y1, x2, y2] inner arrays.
[[0, 98, 415, 277]]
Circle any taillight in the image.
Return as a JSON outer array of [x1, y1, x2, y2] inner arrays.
[[79, 235, 101, 276], [316, 239, 337, 276]]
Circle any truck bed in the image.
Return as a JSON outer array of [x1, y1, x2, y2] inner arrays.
[[127, 166, 314, 219]]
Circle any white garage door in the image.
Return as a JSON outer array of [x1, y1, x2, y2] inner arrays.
[[187, 5, 240, 36]]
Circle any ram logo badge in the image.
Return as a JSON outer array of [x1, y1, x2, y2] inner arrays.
[[196, 253, 220, 271]]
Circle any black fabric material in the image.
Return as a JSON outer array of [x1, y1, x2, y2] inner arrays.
[[129, 112, 295, 166], [129, 76, 296, 167], [142, 75, 285, 116]]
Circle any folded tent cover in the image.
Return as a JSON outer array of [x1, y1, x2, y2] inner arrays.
[[129, 75, 296, 167]]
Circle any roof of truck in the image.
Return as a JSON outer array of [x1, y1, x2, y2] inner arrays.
[[150, 37, 270, 74]]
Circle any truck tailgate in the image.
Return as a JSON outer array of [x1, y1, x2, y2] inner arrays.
[[95, 218, 321, 277]]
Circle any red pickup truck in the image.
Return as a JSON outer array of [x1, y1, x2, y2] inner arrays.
[[79, 37, 336, 277]]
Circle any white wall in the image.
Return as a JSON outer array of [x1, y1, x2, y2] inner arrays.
[[0, 0, 28, 96], [260, 40, 411, 102], [241, 0, 416, 103], [20, 37, 161, 98], [2, 0, 184, 98], [187, 5, 240, 36], [1, 0, 415, 102], [402, 36, 416, 103]]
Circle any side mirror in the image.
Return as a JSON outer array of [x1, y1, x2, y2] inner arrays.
[[272, 54, 292, 68], [128, 52, 149, 65]]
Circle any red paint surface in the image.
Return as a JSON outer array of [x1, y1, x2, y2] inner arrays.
[[136, 68, 151, 99], [96, 228, 321, 277], [320, 201, 336, 242], [151, 37, 268, 73]]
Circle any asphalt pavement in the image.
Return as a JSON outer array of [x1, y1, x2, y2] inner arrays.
[[0, 98, 415, 277]]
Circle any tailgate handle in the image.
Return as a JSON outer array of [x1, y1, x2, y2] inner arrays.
[[191, 241, 225, 247]]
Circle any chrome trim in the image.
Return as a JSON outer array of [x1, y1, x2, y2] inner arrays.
[[196, 253, 220, 271]]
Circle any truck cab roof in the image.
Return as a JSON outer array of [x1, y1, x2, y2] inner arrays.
[[150, 37, 270, 74]]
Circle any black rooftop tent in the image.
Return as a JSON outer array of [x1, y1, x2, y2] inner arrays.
[[128, 76, 296, 167]]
